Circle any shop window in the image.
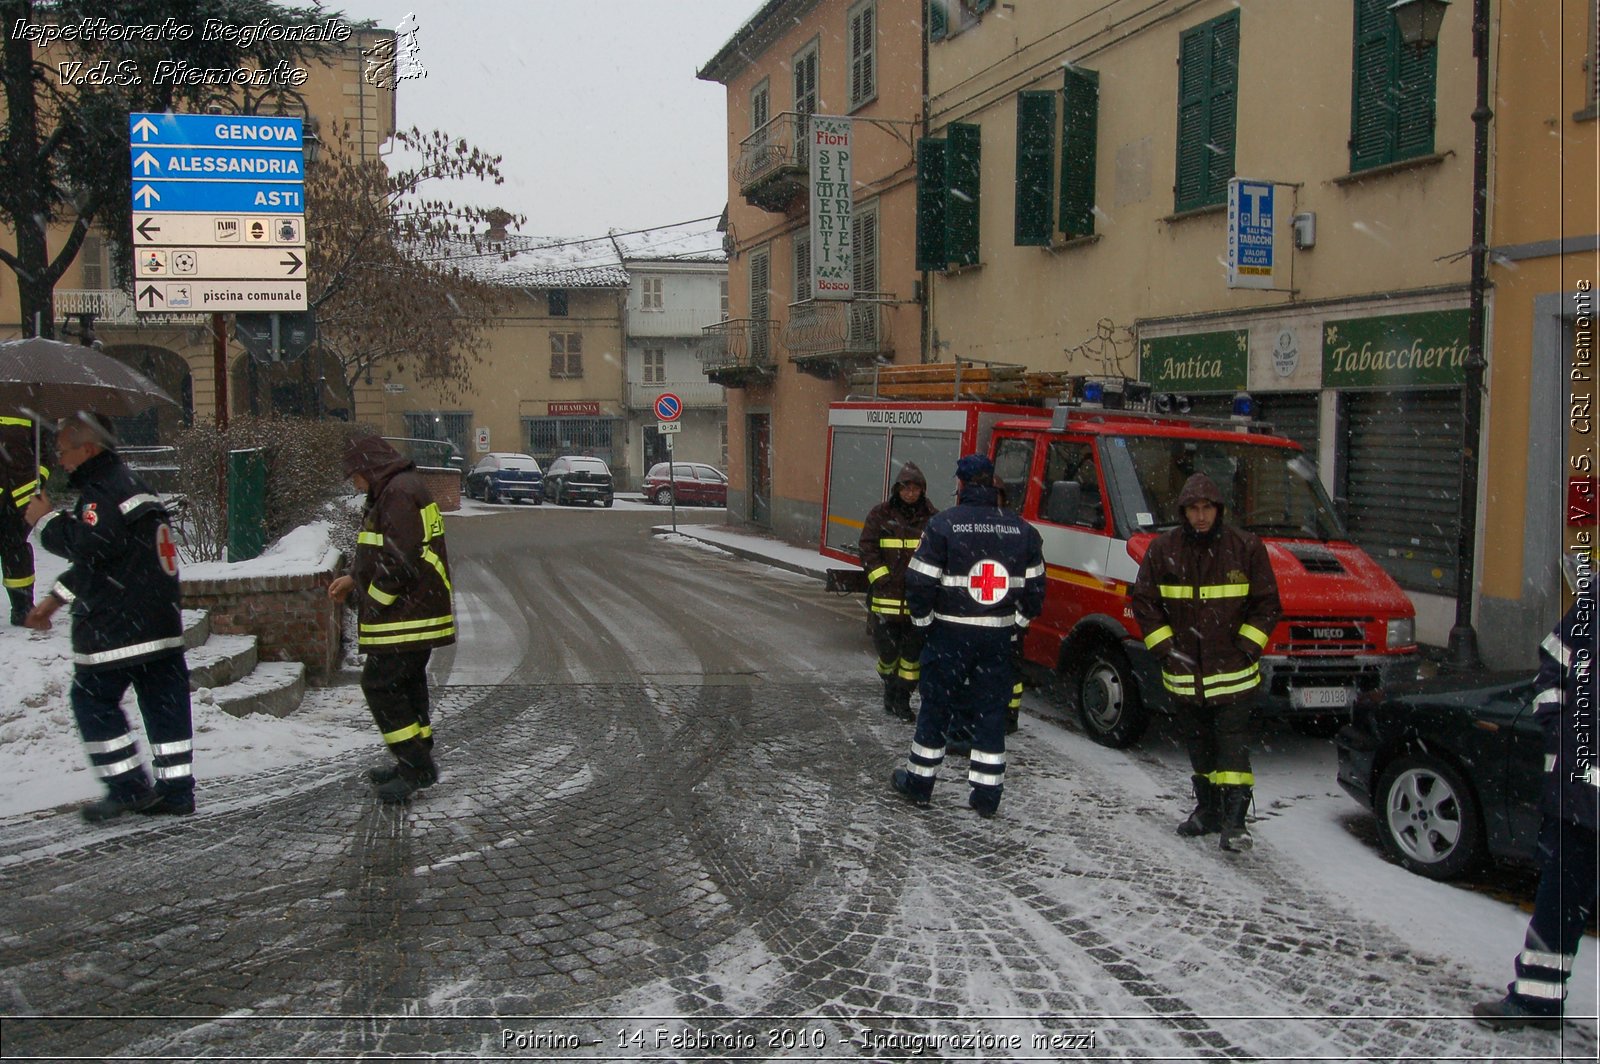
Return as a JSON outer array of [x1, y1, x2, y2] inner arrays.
[[1175, 10, 1239, 212], [1349, 0, 1438, 171]]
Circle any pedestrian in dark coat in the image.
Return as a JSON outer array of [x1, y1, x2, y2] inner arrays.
[[330, 435, 455, 803], [1475, 576, 1598, 1030], [1130, 472, 1281, 851], [23, 413, 193, 822], [890, 454, 1045, 818], [0, 415, 48, 625], [859, 461, 936, 721]]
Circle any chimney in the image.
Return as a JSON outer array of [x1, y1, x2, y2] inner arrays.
[[484, 209, 512, 243]]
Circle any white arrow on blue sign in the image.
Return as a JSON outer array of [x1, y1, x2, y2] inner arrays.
[[130, 112, 304, 149], [132, 181, 304, 214], [131, 146, 305, 179]]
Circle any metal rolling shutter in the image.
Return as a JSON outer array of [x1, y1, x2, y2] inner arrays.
[[1342, 388, 1462, 593], [1256, 392, 1319, 457]]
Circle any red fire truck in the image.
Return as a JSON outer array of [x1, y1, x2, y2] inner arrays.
[[821, 395, 1420, 748]]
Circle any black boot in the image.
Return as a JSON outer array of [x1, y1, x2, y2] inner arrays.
[[8, 588, 31, 628], [368, 761, 439, 788], [892, 684, 916, 721], [1218, 785, 1254, 852], [890, 768, 933, 807], [882, 679, 899, 717], [1176, 774, 1220, 837]]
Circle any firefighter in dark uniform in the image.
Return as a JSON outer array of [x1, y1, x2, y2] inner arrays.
[[330, 435, 455, 804], [1131, 472, 1280, 852], [0, 415, 47, 625], [859, 461, 936, 722], [1474, 576, 1599, 1030], [890, 454, 1045, 818], [23, 414, 194, 822]]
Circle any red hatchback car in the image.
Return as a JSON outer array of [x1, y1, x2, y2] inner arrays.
[[644, 462, 728, 507]]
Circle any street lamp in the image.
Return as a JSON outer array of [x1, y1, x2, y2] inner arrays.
[[1392, 0, 1488, 669]]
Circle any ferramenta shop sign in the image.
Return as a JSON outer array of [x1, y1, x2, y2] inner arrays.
[[1322, 309, 1469, 388], [1140, 330, 1248, 392]]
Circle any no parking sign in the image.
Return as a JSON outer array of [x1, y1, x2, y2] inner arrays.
[[653, 393, 682, 422]]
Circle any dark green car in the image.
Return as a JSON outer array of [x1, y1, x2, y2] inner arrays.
[[1336, 672, 1545, 881]]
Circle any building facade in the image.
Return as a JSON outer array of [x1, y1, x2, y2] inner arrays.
[[622, 258, 730, 483], [699, 0, 926, 543]]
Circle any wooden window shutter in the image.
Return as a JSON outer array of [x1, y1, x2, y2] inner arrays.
[[852, 207, 878, 294], [916, 138, 948, 270], [946, 122, 982, 266], [1392, 26, 1438, 159], [750, 250, 770, 359], [1014, 90, 1056, 246], [974, 0, 993, 12], [567, 333, 583, 378], [1349, 0, 1394, 171], [795, 235, 812, 302], [1174, 22, 1211, 210], [1060, 67, 1099, 238], [1202, 11, 1239, 206], [851, 4, 876, 107], [928, 0, 947, 43]]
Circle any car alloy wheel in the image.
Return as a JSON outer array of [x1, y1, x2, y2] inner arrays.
[[1376, 753, 1483, 880], [658, 488, 673, 507]]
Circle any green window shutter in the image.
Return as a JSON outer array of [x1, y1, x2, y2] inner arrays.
[[946, 122, 982, 266], [1349, 0, 1394, 170], [916, 138, 948, 270], [1393, 28, 1438, 159], [974, 0, 994, 12], [1174, 23, 1210, 211], [1014, 90, 1056, 246], [1060, 67, 1099, 238], [929, 0, 947, 42], [1174, 11, 1238, 211], [1203, 11, 1239, 206]]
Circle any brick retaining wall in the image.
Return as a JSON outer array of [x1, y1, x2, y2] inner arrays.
[[417, 468, 460, 512], [182, 552, 344, 684]]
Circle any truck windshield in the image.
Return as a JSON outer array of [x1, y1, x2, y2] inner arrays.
[[1113, 436, 1345, 540]]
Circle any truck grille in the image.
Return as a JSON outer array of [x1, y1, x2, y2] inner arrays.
[[1278, 616, 1377, 653], [1267, 660, 1386, 695]]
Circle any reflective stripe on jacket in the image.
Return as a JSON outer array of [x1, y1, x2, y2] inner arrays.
[[859, 492, 936, 619], [1535, 586, 1599, 831], [1130, 523, 1281, 707], [350, 467, 455, 654]]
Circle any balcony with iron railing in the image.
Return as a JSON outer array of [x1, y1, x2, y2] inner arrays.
[[783, 294, 896, 379], [699, 318, 779, 388], [624, 380, 726, 410], [55, 288, 208, 327], [735, 110, 811, 213]]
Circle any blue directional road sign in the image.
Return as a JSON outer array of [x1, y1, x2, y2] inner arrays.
[[130, 112, 308, 313]]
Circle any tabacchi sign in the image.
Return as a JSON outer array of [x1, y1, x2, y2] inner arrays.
[[809, 116, 853, 301]]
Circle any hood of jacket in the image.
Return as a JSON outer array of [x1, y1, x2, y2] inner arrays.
[[1177, 472, 1225, 538], [342, 435, 414, 488]]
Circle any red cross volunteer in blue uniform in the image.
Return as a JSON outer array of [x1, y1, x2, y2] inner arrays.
[[24, 414, 194, 822], [891, 454, 1044, 818]]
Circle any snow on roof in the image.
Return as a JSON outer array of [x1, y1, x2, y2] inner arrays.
[[426, 232, 630, 290], [613, 218, 727, 265]]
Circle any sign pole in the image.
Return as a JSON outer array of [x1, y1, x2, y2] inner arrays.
[[667, 434, 677, 534], [213, 309, 229, 550]]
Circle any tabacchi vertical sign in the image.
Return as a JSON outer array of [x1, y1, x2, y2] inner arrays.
[[810, 116, 853, 300]]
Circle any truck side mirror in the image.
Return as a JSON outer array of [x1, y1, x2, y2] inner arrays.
[[1044, 480, 1082, 525]]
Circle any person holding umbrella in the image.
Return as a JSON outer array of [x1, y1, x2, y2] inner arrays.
[[0, 414, 47, 625], [23, 413, 194, 822]]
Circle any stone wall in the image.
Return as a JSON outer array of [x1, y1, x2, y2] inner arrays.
[[182, 553, 344, 684]]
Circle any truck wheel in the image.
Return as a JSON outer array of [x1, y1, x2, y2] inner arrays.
[[1376, 752, 1483, 880], [1073, 644, 1149, 749]]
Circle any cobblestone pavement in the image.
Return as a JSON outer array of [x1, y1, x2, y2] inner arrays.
[[2, 674, 1594, 1061], [0, 515, 1594, 1061]]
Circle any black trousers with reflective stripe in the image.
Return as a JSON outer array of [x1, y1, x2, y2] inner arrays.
[[1174, 693, 1255, 779], [1509, 815, 1599, 1012], [362, 649, 436, 776], [869, 615, 923, 687], [71, 653, 193, 799], [0, 497, 33, 599]]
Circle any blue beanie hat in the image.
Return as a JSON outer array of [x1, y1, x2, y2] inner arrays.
[[955, 453, 994, 481]]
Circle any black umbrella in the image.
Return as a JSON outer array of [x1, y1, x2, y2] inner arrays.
[[0, 337, 180, 498], [0, 337, 177, 419]]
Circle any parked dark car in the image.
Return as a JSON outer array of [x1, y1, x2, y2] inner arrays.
[[542, 455, 614, 507], [1335, 672, 1544, 881], [644, 462, 728, 507], [465, 452, 543, 504]]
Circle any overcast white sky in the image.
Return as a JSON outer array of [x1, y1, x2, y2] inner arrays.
[[332, 0, 762, 243]]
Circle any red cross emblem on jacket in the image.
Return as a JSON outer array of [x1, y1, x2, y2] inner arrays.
[[966, 560, 1011, 604]]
